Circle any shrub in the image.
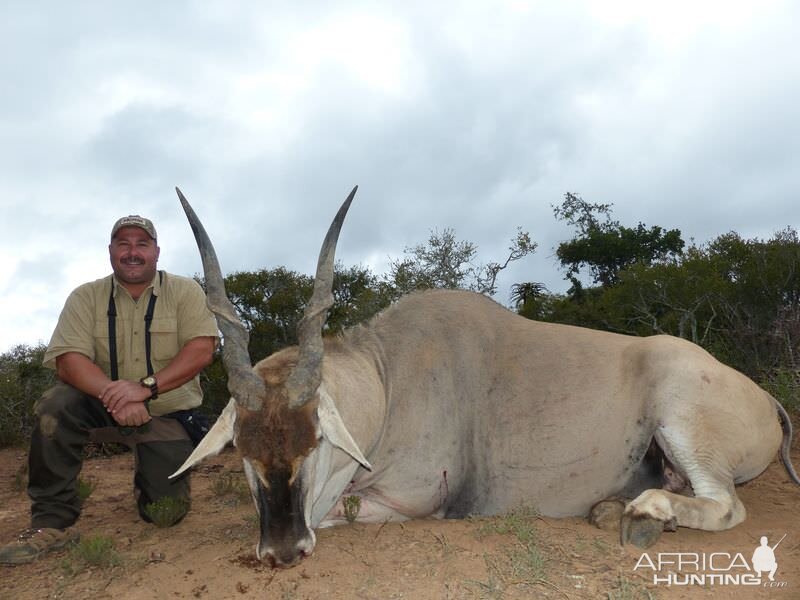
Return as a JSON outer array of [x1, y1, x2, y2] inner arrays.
[[63, 535, 121, 573], [342, 495, 361, 523], [76, 478, 95, 503], [0, 344, 55, 448], [144, 496, 190, 528]]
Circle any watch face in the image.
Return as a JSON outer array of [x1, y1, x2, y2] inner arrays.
[[142, 376, 156, 387]]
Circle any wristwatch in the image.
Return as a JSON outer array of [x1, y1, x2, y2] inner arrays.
[[139, 375, 159, 400]]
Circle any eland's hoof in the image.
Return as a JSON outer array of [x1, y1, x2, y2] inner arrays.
[[620, 514, 664, 548], [589, 499, 626, 531]]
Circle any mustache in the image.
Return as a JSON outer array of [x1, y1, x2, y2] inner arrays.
[[120, 257, 146, 265]]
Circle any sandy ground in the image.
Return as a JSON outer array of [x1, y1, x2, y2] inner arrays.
[[0, 435, 798, 600]]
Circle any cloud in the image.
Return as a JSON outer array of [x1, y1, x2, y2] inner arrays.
[[2, 1, 799, 351]]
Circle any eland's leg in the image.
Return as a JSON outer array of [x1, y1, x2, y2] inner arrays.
[[620, 425, 746, 548]]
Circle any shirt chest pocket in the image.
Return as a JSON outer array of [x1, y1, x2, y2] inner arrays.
[[149, 317, 180, 362], [93, 320, 124, 369]]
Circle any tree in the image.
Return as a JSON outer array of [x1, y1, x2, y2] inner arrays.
[[388, 228, 479, 295], [596, 250, 725, 342], [510, 282, 548, 308], [195, 267, 312, 415], [387, 227, 536, 298], [510, 282, 552, 320], [554, 192, 685, 292], [221, 267, 313, 362], [329, 264, 393, 333], [478, 229, 538, 296], [704, 228, 800, 381]]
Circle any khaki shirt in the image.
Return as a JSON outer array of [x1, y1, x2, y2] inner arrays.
[[44, 272, 219, 416]]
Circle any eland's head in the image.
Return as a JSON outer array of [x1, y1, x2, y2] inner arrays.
[[171, 186, 370, 567]]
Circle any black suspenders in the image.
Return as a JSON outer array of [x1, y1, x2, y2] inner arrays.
[[107, 271, 163, 381], [107, 286, 119, 381], [143, 284, 158, 378]]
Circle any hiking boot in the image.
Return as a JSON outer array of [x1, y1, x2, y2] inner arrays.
[[0, 528, 80, 565]]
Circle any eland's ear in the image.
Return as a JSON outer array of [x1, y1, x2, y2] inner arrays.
[[170, 397, 238, 479], [318, 387, 372, 471]]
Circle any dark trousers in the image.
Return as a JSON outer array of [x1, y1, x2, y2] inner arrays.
[[28, 383, 193, 529]]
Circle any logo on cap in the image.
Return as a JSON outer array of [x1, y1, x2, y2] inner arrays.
[[111, 215, 157, 241]]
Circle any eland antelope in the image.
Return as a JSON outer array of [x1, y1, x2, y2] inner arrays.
[[172, 187, 799, 567]]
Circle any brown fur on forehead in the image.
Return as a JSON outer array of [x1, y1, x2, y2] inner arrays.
[[235, 399, 319, 470], [253, 346, 300, 387], [240, 344, 335, 468]]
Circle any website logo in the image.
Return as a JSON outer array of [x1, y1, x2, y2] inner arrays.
[[752, 535, 785, 582], [633, 534, 788, 588]]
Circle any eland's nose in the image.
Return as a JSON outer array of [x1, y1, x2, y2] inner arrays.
[[258, 536, 315, 569], [260, 547, 309, 568]]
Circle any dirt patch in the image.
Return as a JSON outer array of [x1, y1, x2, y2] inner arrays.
[[0, 437, 798, 599]]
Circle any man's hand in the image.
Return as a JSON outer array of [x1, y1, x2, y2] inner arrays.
[[100, 380, 152, 415], [112, 401, 152, 427]]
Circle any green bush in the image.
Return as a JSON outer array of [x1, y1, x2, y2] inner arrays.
[[63, 535, 121, 573], [76, 477, 95, 503], [342, 495, 361, 523], [761, 369, 800, 414], [144, 496, 190, 528], [0, 343, 55, 448]]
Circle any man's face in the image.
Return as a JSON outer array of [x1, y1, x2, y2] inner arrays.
[[109, 226, 160, 286]]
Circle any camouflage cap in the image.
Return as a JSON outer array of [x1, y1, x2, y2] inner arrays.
[[110, 215, 157, 241]]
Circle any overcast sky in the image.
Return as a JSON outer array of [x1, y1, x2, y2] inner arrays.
[[1, 1, 798, 353]]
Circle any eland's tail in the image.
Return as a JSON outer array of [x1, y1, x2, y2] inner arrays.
[[774, 398, 800, 486]]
